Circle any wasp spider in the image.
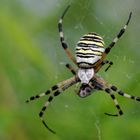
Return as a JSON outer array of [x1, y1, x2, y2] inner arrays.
[[26, 5, 139, 134]]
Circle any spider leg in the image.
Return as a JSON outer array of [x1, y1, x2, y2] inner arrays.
[[26, 85, 59, 103], [104, 88, 123, 116], [95, 12, 132, 73], [65, 63, 82, 93], [110, 85, 140, 101], [101, 60, 113, 72], [65, 63, 76, 75], [92, 75, 123, 116], [26, 76, 77, 103], [26, 83, 64, 103], [65, 61, 113, 74], [58, 5, 77, 65], [104, 12, 132, 56], [38, 76, 78, 134], [39, 90, 61, 134]]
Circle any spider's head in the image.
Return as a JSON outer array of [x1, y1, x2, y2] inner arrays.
[[77, 83, 93, 98], [77, 68, 94, 97], [77, 68, 94, 84]]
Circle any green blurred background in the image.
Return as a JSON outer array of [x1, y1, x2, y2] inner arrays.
[[0, 0, 140, 140]]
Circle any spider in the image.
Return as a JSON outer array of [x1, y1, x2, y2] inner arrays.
[[26, 5, 140, 134]]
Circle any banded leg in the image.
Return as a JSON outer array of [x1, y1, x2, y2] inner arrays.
[[26, 86, 59, 103], [105, 12, 132, 55], [110, 85, 140, 101], [26, 83, 64, 103], [39, 76, 78, 134], [89, 76, 123, 116], [95, 12, 132, 73], [58, 5, 77, 65], [101, 60, 113, 72], [104, 88, 123, 116], [92, 75, 123, 116], [26, 76, 77, 103], [39, 90, 61, 134]]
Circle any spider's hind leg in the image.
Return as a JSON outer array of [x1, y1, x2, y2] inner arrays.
[[39, 76, 78, 134], [39, 90, 62, 134], [104, 88, 123, 116]]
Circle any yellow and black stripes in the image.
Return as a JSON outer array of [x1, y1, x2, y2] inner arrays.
[[77, 33, 104, 49], [78, 34, 104, 48], [76, 32, 105, 68], [58, 5, 77, 65], [76, 48, 103, 57]]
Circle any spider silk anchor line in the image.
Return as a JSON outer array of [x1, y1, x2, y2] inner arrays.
[[26, 5, 139, 134]]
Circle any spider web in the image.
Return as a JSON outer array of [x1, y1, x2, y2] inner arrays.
[[16, 0, 140, 140]]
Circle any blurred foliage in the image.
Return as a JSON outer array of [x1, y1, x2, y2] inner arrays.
[[0, 0, 140, 140]]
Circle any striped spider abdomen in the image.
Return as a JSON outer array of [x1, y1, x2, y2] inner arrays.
[[76, 32, 105, 84], [76, 32, 105, 68]]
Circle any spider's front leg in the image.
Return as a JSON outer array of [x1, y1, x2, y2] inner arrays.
[[104, 12, 132, 56], [95, 12, 132, 73], [58, 5, 77, 66]]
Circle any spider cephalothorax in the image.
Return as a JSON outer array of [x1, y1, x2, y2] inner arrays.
[[26, 5, 140, 134]]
